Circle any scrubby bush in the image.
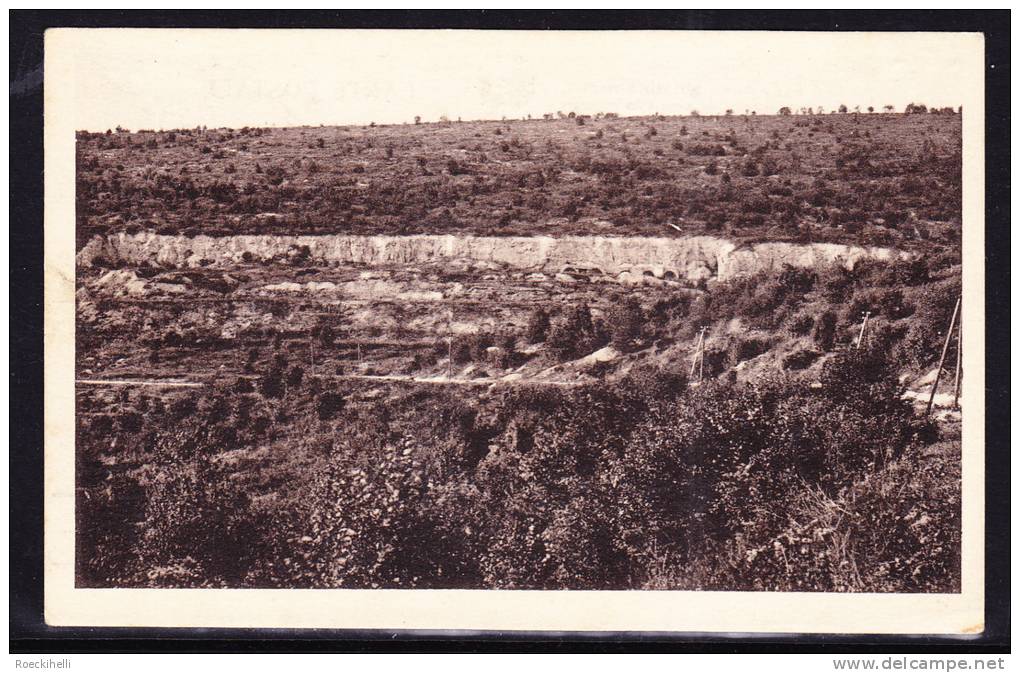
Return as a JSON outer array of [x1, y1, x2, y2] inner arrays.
[[547, 304, 604, 361], [897, 278, 961, 370], [726, 336, 772, 367], [292, 434, 485, 588], [812, 310, 839, 351], [819, 264, 855, 302], [138, 425, 268, 586], [261, 367, 286, 399], [786, 311, 815, 336], [698, 440, 958, 592], [118, 411, 144, 434], [316, 392, 345, 421], [606, 297, 644, 352], [783, 348, 821, 370], [82, 337, 952, 593], [450, 333, 495, 365], [524, 308, 550, 344], [286, 365, 305, 388], [77, 467, 147, 586]]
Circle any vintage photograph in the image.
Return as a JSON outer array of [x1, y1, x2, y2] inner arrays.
[[67, 30, 968, 597]]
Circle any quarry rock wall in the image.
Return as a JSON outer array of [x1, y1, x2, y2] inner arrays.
[[78, 232, 909, 281]]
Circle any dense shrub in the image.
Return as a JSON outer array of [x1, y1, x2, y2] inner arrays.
[[693, 440, 959, 592], [524, 308, 551, 344], [783, 348, 821, 370], [316, 392, 346, 421], [786, 311, 815, 336], [812, 310, 839, 351], [77, 469, 146, 586], [82, 340, 952, 592], [451, 333, 494, 365], [606, 297, 644, 351], [897, 278, 961, 370], [727, 336, 772, 367], [138, 425, 269, 586], [286, 365, 305, 388], [819, 264, 855, 302], [261, 367, 286, 398], [547, 304, 604, 361]]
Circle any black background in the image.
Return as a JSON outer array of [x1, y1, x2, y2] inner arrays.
[[9, 9, 1010, 654]]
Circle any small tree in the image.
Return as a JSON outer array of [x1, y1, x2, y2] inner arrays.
[[547, 305, 598, 361], [778, 106, 792, 116], [261, 367, 285, 399], [607, 297, 644, 351], [524, 308, 551, 344], [316, 392, 346, 421], [812, 310, 839, 352]]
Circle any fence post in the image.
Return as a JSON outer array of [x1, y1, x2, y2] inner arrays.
[[699, 328, 706, 382], [309, 335, 315, 378], [689, 328, 705, 381], [926, 296, 961, 416], [953, 320, 963, 410], [855, 311, 871, 349], [688, 327, 707, 383]]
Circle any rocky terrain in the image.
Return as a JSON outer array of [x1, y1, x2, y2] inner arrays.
[[75, 112, 963, 593], [79, 231, 910, 284]]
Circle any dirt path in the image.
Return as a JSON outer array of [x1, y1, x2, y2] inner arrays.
[[74, 375, 963, 400], [76, 379, 206, 388], [317, 373, 584, 387], [76, 374, 584, 389]]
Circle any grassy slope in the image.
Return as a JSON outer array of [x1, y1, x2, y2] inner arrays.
[[76, 113, 961, 248]]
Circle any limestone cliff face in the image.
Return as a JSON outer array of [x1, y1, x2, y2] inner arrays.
[[77, 232, 908, 281]]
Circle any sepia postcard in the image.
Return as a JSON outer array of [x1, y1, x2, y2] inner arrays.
[[44, 28, 985, 633]]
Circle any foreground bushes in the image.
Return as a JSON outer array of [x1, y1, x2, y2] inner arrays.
[[78, 347, 956, 592], [682, 438, 961, 592]]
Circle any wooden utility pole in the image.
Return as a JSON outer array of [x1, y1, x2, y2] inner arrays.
[[926, 296, 961, 416], [688, 330, 702, 380], [855, 311, 871, 349], [689, 327, 707, 383], [309, 335, 315, 378], [447, 307, 454, 379], [953, 320, 963, 410], [699, 332, 705, 382]]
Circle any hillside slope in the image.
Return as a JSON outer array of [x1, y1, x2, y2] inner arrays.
[[76, 113, 961, 248]]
